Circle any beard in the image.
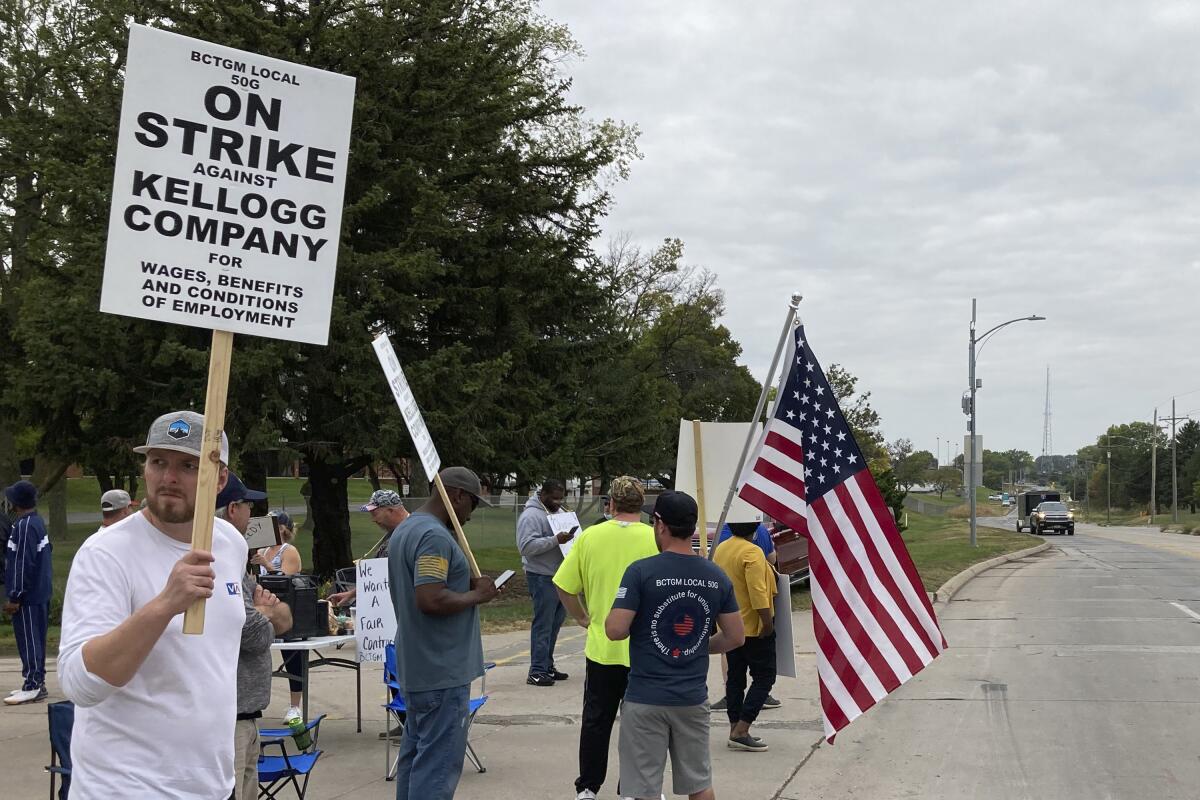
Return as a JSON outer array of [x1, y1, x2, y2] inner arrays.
[[147, 490, 195, 524]]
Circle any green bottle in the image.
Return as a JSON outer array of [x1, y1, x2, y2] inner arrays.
[[287, 715, 312, 750]]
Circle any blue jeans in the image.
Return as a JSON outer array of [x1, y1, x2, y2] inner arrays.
[[526, 571, 566, 676], [394, 684, 471, 800]]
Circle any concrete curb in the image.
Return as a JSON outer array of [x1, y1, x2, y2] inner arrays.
[[932, 539, 1050, 604]]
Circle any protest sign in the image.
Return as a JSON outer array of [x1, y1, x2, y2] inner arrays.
[[773, 571, 797, 678], [371, 334, 440, 480], [101, 24, 356, 346], [354, 558, 396, 663], [99, 25, 355, 633], [675, 420, 764, 527], [243, 515, 277, 550], [371, 334, 479, 577], [547, 511, 582, 557]]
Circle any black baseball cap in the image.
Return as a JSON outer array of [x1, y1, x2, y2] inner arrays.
[[652, 490, 698, 529], [215, 471, 267, 509]]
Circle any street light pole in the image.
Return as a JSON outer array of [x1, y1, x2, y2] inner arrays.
[[966, 299, 1045, 547], [969, 300, 978, 547], [1106, 447, 1111, 526]]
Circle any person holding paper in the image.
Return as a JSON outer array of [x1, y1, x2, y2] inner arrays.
[[517, 478, 574, 687], [58, 411, 247, 799], [553, 476, 658, 800], [388, 466, 499, 800]]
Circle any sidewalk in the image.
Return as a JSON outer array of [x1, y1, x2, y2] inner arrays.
[[1, 614, 825, 799]]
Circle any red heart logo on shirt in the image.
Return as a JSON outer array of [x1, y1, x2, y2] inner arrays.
[[673, 615, 695, 637]]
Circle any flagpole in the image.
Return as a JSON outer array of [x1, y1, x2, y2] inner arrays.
[[707, 292, 803, 560]]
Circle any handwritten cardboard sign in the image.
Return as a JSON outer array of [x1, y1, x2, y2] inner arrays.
[[354, 557, 395, 663]]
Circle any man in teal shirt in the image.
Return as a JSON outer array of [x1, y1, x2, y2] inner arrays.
[[388, 467, 499, 800]]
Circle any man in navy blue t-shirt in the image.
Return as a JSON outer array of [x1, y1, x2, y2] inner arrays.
[[605, 491, 743, 800]]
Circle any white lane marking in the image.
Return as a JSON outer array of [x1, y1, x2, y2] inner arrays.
[[1169, 601, 1200, 622]]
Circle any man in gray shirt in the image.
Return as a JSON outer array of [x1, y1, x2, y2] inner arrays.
[[389, 467, 499, 800], [219, 484, 293, 800], [517, 479, 575, 686]]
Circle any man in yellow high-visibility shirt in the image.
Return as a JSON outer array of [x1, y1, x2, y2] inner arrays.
[[713, 521, 778, 752], [554, 476, 658, 800]]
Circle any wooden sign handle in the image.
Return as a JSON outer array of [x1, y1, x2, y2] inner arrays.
[[183, 329, 234, 635], [433, 473, 482, 579], [693, 419, 709, 557]]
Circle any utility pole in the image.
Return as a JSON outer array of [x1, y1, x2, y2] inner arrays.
[[1151, 407, 1157, 524], [1156, 400, 1190, 524], [1173, 397, 1179, 523], [1107, 447, 1112, 526]]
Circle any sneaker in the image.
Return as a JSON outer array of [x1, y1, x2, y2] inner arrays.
[[527, 673, 555, 687], [283, 706, 302, 722], [4, 686, 47, 705], [728, 733, 768, 752], [575, 790, 597, 800], [377, 724, 404, 740], [710, 697, 727, 711], [551, 669, 569, 681], [762, 694, 782, 709]]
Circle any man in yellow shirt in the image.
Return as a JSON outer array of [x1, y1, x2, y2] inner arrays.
[[554, 476, 658, 800], [713, 522, 779, 752]]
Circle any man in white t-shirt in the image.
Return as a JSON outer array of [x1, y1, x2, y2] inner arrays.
[[59, 411, 248, 799]]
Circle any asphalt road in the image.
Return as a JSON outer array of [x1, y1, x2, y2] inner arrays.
[[776, 521, 1200, 800]]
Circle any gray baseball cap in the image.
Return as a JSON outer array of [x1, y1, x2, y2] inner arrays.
[[439, 466, 493, 507], [100, 489, 132, 511], [133, 410, 230, 464]]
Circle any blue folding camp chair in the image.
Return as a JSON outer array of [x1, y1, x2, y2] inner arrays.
[[45, 701, 74, 800], [257, 714, 325, 799], [383, 643, 492, 780]]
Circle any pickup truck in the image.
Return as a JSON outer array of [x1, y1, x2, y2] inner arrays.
[[1029, 500, 1075, 535]]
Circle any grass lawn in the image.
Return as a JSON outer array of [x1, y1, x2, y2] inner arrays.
[[1, 504, 1036, 653], [1062, 502, 1200, 530], [63, 476, 379, 514], [789, 510, 1038, 610]]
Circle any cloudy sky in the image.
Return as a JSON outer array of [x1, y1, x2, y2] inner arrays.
[[539, 0, 1200, 459]]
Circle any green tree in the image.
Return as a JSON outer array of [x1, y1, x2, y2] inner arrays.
[[3, 1, 642, 573], [874, 469, 906, 527], [1078, 423, 1161, 511], [827, 365, 887, 473], [927, 466, 962, 498], [567, 236, 758, 487], [894, 448, 935, 492], [2, 0, 216, 526]]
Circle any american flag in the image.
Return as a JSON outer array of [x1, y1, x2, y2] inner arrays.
[[738, 325, 946, 743]]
